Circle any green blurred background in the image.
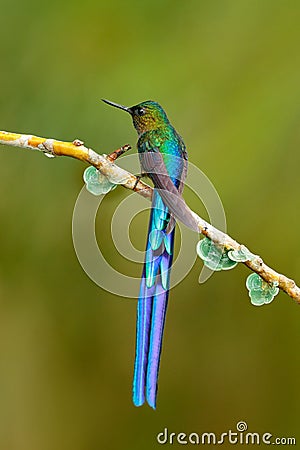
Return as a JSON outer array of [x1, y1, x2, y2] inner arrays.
[[1, 0, 300, 449]]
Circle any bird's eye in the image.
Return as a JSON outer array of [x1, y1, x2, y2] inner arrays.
[[136, 107, 145, 116]]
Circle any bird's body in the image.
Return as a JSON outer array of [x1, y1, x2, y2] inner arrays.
[[102, 99, 187, 408]]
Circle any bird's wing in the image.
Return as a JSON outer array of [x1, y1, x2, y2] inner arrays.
[[178, 155, 188, 195], [139, 150, 199, 232]]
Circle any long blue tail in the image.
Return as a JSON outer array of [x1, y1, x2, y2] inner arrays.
[[133, 190, 175, 409]]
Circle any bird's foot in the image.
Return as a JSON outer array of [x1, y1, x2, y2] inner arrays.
[[133, 172, 146, 190]]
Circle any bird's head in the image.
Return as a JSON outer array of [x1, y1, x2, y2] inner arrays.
[[102, 99, 169, 134]]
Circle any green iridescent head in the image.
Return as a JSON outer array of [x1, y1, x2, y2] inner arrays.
[[102, 99, 170, 134]]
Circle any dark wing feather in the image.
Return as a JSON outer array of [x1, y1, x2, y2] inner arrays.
[[139, 151, 199, 232]]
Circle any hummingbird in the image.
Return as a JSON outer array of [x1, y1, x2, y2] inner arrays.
[[102, 99, 188, 409]]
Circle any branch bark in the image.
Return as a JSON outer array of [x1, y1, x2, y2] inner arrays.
[[1, 129, 299, 305]]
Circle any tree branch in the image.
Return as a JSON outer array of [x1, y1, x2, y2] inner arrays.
[[1, 129, 299, 305]]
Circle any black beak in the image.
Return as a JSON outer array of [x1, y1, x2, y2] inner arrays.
[[102, 99, 132, 114]]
